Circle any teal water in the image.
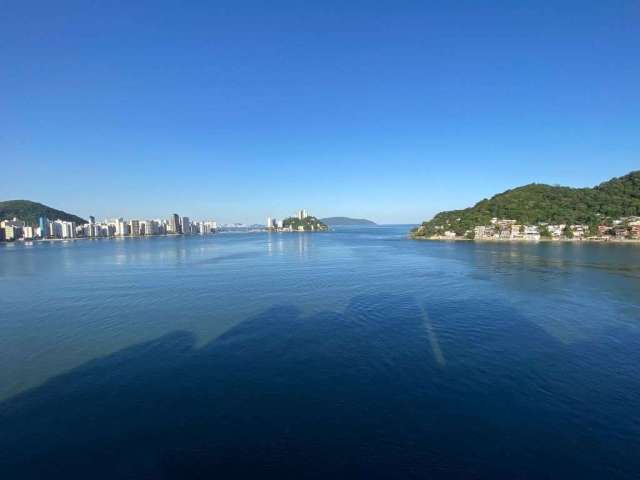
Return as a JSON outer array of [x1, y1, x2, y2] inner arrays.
[[1, 226, 639, 478]]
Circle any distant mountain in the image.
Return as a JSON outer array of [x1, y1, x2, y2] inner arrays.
[[321, 217, 376, 226], [414, 171, 640, 237], [0, 200, 86, 225]]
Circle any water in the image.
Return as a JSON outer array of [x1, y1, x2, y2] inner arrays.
[[1, 226, 639, 479]]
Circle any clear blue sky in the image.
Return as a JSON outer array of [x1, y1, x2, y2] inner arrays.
[[2, 1, 638, 224]]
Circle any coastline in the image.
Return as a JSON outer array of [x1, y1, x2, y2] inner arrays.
[[410, 235, 640, 244], [1, 230, 330, 244], [2, 233, 205, 244]]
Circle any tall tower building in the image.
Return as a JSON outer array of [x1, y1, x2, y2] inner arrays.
[[169, 214, 181, 234], [129, 219, 140, 236], [38, 217, 49, 238]]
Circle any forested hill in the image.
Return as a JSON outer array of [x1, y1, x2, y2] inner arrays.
[[282, 216, 329, 231], [415, 171, 640, 236], [0, 200, 86, 225], [321, 217, 376, 226]]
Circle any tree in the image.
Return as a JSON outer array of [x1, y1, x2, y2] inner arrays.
[[539, 225, 551, 238], [563, 225, 574, 239]]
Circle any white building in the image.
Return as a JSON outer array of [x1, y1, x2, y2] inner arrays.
[[204, 221, 217, 232], [571, 225, 589, 238], [523, 225, 540, 241], [53, 220, 75, 238], [113, 218, 128, 236], [547, 225, 565, 238]]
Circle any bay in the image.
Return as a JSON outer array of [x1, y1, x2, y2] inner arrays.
[[1, 226, 639, 478]]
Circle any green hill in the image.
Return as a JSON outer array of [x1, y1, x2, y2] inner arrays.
[[0, 200, 86, 225], [320, 217, 376, 226], [282, 216, 329, 231], [413, 171, 640, 237]]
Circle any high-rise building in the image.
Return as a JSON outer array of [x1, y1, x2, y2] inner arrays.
[[266, 216, 273, 229], [89, 216, 95, 224], [129, 219, 141, 236], [141, 220, 158, 235], [38, 217, 49, 238], [181, 217, 190, 235], [203, 221, 217, 233], [53, 220, 75, 238], [169, 214, 181, 234], [114, 218, 128, 236]]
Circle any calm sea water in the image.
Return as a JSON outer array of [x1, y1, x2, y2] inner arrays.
[[1, 226, 639, 479]]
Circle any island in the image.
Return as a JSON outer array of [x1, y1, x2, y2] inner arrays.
[[320, 217, 376, 226], [411, 170, 640, 242], [280, 216, 329, 232]]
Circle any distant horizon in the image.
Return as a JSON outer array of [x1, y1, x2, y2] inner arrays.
[[3, 167, 637, 225]]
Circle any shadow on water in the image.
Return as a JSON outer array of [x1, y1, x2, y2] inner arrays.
[[1, 294, 639, 479]]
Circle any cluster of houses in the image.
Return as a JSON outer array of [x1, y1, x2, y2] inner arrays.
[[0, 214, 218, 242], [436, 217, 640, 241]]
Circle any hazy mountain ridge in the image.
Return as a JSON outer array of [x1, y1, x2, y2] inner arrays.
[[320, 217, 376, 226]]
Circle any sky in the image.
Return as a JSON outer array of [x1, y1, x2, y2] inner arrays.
[[1, 1, 639, 224]]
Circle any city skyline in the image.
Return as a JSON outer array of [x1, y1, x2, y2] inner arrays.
[[2, 2, 639, 224]]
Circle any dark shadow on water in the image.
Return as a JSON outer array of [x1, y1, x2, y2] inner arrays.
[[1, 294, 639, 479]]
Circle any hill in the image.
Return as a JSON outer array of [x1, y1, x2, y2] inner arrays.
[[320, 217, 376, 226], [282, 216, 329, 231], [413, 171, 640, 237], [0, 200, 86, 225]]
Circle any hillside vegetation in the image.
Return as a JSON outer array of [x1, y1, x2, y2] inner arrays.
[[282, 216, 328, 231], [0, 200, 86, 225], [414, 171, 640, 237]]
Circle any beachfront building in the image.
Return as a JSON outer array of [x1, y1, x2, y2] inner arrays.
[[129, 219, 141, 236]]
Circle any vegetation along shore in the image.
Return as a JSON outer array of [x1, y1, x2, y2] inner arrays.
[[412, 171, 640, 243]]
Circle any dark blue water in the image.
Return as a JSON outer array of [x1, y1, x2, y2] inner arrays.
[[1, 226, 639, 479]]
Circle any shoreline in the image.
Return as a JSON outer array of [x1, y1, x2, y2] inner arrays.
[[410, 235, 640, 244], [2, 233, 210, 244], [1, 230, 330, 244]]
